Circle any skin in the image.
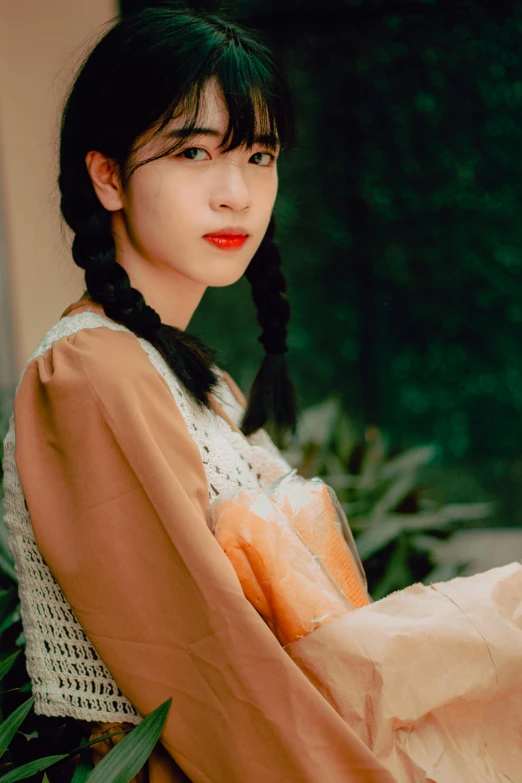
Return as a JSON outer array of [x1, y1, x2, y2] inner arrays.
[[85, 76, 280, 331]]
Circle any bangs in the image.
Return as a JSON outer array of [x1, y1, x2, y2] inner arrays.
[[128, 32, 295, 173]]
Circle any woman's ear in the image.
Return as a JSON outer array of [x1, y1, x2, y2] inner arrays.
[[85, 150, 124, 212]]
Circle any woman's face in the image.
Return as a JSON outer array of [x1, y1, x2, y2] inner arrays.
[[116, 77, 280, 289]]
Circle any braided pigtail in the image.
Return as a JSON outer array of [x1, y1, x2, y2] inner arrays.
[[60, 161, 221, 411], [242, 213, 300, 446], [58, 6, 299, 443]]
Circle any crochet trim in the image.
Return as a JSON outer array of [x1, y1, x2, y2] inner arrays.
[[1, 311, 292, 724]]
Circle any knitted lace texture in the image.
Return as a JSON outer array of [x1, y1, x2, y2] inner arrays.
[[1, 311, 293, 724]]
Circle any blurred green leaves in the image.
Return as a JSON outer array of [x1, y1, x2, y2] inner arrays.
[[281, 397, 495, 599]]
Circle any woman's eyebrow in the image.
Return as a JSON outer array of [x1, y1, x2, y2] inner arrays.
[[165, 126, 280, 150]]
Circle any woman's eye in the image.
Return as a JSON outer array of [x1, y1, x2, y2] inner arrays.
[[251, 151, 276, 166], [178, 147, 277, 165], [179, 147, 208, 161]]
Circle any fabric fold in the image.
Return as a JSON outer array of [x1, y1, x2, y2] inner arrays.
[[13, 322, 396, 783]]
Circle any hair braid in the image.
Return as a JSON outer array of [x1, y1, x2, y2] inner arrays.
[[63, 166, 222, 409], [58, 7, 300, 444], [241, 213, 299, 443]]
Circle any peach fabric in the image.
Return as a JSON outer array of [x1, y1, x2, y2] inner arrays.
[[212, 490, 352, 645], [13, 296, 397, 783], [272, 481, 371, 609], [283, 563, 522, 783]]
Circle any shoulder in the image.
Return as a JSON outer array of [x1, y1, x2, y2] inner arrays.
[[16, 326, 174, 415]]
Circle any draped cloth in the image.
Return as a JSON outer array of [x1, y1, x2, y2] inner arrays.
[[209, 472, 522, 782], [283, 562, 522, 783]]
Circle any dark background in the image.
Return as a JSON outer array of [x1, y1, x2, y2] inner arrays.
[[119, 0, 522, 527]]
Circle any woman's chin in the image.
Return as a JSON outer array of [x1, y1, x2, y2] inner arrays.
[[203, 266, 250, 288]]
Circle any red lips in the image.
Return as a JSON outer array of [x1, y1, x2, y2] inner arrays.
[[203, 235, 248, 250]]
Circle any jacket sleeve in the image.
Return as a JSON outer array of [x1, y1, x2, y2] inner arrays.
[[14, 327, 396, 783]]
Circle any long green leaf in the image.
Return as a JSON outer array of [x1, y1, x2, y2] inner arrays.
[[380, 443, 440, 479], [356, 510, 458, 560], [68, 726, 130, 755], [439, 501, 495, 522], [0, 754, 68, 782], [0, 697, 34, 757], [71, 746, 93, 783], [85, 697, 172, 783], [371, 471, 418, 522], [0, 652, 20, 683], [0, 719, 127, 782]]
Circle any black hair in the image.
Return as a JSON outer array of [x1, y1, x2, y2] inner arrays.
[[58, 5, 299, 447]]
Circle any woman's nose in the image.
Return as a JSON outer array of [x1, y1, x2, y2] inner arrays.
[[209, 161, 252, 211]]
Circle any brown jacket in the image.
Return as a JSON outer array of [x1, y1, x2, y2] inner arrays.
[[13, 295, 396, 782]]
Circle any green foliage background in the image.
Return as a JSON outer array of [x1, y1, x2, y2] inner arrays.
[[123, 0, 522, 526]]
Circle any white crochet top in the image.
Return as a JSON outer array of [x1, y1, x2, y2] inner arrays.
[[1, 310, 293, 725]]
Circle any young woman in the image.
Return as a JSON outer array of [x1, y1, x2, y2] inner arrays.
[[1, 7, 395, 783]]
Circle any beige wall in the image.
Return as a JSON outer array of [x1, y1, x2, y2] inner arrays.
[[0, 0, 117, 386]]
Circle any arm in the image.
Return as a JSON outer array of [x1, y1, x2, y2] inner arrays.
[[14, 327, 395, 783]]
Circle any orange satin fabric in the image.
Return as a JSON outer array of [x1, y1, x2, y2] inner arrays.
[[13, 295, 397, 783]]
